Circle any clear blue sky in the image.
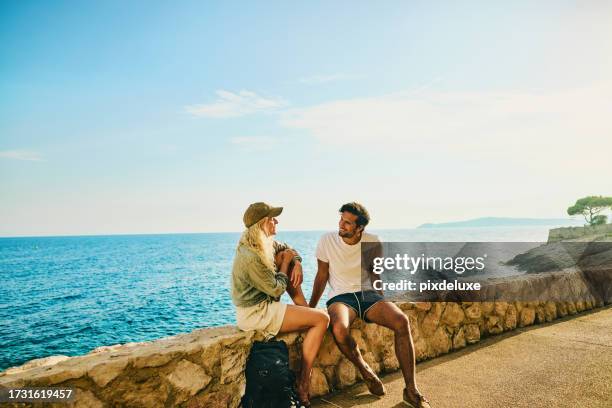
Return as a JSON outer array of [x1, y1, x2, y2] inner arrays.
[[1, 1, 611, 236]]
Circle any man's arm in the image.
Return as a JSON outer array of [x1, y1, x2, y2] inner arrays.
[[309, 259, 329, 308]]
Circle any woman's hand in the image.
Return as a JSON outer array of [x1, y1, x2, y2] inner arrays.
[[281, 249, 296, 264], [275, 249, 296, 273], [289, 261, 303, 287]]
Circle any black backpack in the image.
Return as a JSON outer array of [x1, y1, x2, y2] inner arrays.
[[240, 340, 301, 408]]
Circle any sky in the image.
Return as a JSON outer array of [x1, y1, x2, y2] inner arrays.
[[1, 0, 611, 237]]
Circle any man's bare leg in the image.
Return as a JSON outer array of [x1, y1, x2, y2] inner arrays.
[[365, 301, 429, 406], [328, 302, 385, 395]]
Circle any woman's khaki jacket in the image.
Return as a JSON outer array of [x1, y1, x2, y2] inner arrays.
[[231, 240, 301, 308]]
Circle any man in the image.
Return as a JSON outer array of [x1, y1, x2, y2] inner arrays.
[[309, 202, 431, 408]]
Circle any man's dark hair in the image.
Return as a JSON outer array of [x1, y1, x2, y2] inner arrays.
[[339, 202, 370, 227]]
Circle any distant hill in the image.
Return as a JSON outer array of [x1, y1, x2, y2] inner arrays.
[[418, 217, 583, 229]]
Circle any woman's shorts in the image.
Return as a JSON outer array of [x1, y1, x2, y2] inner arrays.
[[236, 300, 287, 338]]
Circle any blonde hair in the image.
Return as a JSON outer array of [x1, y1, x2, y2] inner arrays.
[[238, 217, 275, 270]]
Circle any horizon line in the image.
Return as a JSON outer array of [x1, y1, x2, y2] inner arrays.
[[0, 223, 582, 240]]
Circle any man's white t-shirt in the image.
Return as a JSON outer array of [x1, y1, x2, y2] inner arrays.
[[315, 231, 379, 299]]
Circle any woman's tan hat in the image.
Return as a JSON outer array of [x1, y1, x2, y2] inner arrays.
[[243, 202, 283, 228]]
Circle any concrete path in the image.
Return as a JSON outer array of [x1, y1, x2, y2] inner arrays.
[[313, 306, 612, 408]]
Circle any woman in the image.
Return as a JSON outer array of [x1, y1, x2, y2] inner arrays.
[[231, 202, 329, 406]]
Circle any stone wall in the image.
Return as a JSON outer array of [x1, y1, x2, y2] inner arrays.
[[1, 268, 610, 408], [548, 223, 612, 242]]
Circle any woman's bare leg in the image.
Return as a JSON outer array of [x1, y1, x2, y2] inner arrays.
[[275, 253, 308, 307], [286, 278, 308, 307], [278, 305, 330, 403]]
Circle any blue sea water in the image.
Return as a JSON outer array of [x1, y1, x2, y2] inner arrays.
[[0, 227, 552, 371]]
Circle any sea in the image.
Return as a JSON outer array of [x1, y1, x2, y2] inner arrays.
[[0, 226, 555, 371]]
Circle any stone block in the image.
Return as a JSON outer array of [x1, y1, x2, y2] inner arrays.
[[519, 307, 535, 327], [464, 324, 480, 344], [441, 302, 465, 328], [310, 367, 329, 397], [165, 359, 212, 403], [452, 327, 466, 350], [87, 359, 128, 387]]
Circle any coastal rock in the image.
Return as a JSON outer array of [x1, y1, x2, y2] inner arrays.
[[362, 351, 381, 374], [90, 344, 124, 354], [131, 351, 177, 369], [165, 359, 212, 402], [414, 336, 430, 360], [199, 342, 222, 376], [430, 327, 451, 356], [494, 301, 509, 317], [514, 301, 524, 314], [544, 302, 558, 322], [519, 307, 536, 327], [557, 302, 568, 317], [504, 304, 517, 330], [87, 359, 128, 387], [337, 358, 357, 386], [351, 329, 368, 352], [452, 327, 466, 350], [322, 366, 336, 388], [487, 316, 504, 335], [382, 352, 400, 372], [535, 306, 546, 323], [397, 301, 414, 312], [408, 317, 421, 342], [361, 321, 385, 349], [464, 324, 480, 344], [117, 376, 170, 407], [219, 333, 252, 384], [414, 302, 432, 311], [310, 367, 329, 396], [464, 303, 482, 321], [481, 301, 495, 315], [441, 302, 465, 328], [1, 355, 70, 376], [184, 384, 241, 408], [69, 389, 104, 408], [421, 302, 444, 337], [30, 362, 87, 385], [316, 336, 341, 366]]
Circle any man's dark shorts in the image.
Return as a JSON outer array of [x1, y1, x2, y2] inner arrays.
[[326, 290, 385, 323]]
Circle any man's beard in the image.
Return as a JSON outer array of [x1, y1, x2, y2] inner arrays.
[[339, 230, 355, 238]]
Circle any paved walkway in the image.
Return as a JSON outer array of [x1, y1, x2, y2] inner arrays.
[[313, 306, 612, 408]]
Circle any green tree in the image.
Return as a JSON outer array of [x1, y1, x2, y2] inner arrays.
[[567, 196, 612, 226]]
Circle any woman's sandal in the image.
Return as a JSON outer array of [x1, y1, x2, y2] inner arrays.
[[296, 383, 311, 408], [298, 400, 311, 408], [403, 388, 432, 408], [297, 394, 311, 408], [363, 373, 386, 396]]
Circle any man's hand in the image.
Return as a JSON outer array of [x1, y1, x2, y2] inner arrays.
[[309, 259, 329, 308], [289, 261, 303, 288]]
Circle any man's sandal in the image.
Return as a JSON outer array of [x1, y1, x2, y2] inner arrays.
[[403, 388, 432, 408]]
